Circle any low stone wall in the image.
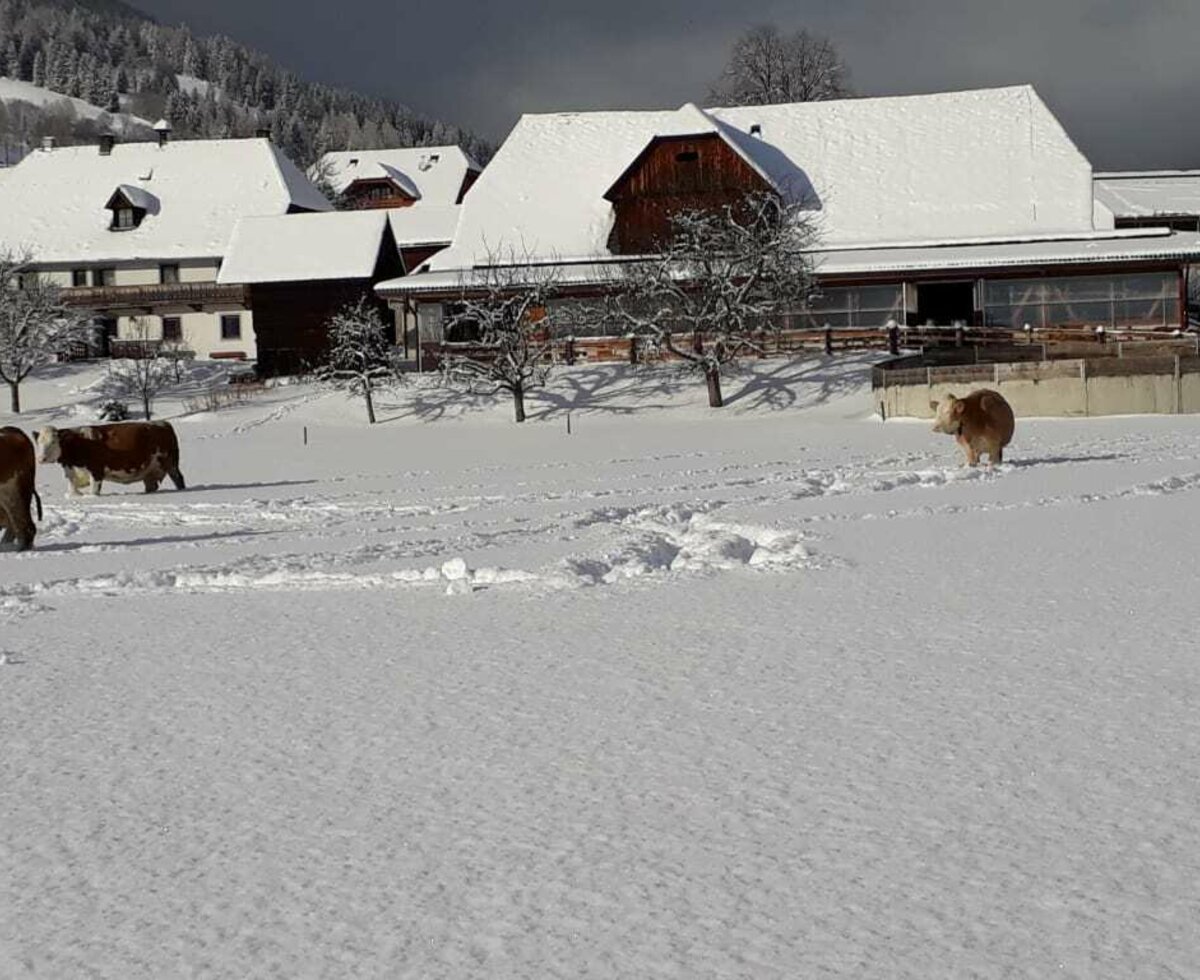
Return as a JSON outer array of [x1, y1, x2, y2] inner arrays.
[[875, 351, 1200, 419]]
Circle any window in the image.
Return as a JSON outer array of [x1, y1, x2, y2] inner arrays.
[[983, 272, 1180, 330], [675, 150, 700, 163], [113, 207, 137, 230], [95, 268, 117, 287], [160, 264, 180, 285], [71, 269, 88, 287], [161, 317, 182, 342], [802, 284, 905, 329], [220, 314, 242, 340]]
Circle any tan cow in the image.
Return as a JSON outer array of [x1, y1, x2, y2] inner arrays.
[[36, 421, 186, 495], [931, 389, 1015, 466], [0, 427, 42, 552]]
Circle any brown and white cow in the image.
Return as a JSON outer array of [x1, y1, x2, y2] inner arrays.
[[931, 389, 1016, 467], [36, 421, 186, 495], [0, 427, 42, 551]]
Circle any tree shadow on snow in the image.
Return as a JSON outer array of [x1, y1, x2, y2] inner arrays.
[[183, 479, 319, 493], [1005, 453, 1129, 468], [37, 528, 279, 553], [722, 355, 877, 412]]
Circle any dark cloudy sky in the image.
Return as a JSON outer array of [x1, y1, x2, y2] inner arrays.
[[133, 0, 1199, 170]]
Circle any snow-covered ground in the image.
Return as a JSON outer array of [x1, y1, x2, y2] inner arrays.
[[2, 356, 1199, 978]]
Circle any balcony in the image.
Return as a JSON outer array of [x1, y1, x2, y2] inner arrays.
[[62, 281, 248, 313]]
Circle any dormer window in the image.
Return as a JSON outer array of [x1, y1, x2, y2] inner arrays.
[[105, 184, 159, 232]]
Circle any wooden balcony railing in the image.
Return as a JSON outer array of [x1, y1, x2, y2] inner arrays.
[[62, 281, 248, 312]]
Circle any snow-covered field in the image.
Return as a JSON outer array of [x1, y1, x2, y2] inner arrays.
[[2, 356, 1199, 978]]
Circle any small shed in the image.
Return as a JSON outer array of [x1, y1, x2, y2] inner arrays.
[[218, 210, 404, 376]]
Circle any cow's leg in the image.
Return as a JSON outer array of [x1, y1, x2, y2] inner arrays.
[[144, 476, 160, 493], [2, 501, 34, 552], [168, 467, 185, 491]]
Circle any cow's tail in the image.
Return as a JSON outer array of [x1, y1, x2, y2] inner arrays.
[[31, 488, 42, 522]]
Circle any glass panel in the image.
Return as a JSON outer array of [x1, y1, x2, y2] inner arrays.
[[1115, 297, 1178, 328], [1043, 301, 1112, 328], [852, 285, 904, 312], [1113, 274, 1173, 299], [1042, 277, 1112, 303]]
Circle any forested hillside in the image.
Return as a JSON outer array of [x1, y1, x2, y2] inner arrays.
[[0, 0, 491, 166]]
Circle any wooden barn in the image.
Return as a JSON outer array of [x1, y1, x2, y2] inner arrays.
[[218, 207, 460, 375], [378, 87, 1200, 354]]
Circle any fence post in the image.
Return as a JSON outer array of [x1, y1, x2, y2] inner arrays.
[[887, 321, 899, 356], [1080, 358, 1089, 417], [1175, 355, 1183, 414], [628, 335, 638, 365], [823, 326, 833, 356]]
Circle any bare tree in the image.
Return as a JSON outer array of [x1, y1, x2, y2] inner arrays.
[[104, 317, 175, 420], [599, 193, 817, 408], [315, 297, 398, 424], [710, 25, 851, 105], [441, 254, 561, 424], [0, 250, 90, 414]]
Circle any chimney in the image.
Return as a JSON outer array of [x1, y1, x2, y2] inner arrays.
[[255, 127, 272, 141], [154, 119, 172, 147], [41, 136, 55, 152], [749, 123, 762, 137], [99, 134, 116, 156]]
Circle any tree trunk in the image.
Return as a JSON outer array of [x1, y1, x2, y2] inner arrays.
[[143, 394, 152, 420], [705, 365, 724, 408], [8, 381, 19, 414], [512, 382, 526, 423], [365, 384, 377, 424]]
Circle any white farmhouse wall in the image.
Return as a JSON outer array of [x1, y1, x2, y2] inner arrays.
[[116, 310, 256, 360]]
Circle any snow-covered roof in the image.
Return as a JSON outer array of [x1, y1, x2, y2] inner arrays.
[[218, 211, 390, 284], [0, 137, 331, 264], [377, 229, 1200, 296], [320, 146, 480, 204], [1094, 171, 1200, 219], [386, 205, 460, 247], [427, 85, 1097, 274]]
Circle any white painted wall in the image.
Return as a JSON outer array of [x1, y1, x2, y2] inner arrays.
[[116, 310, 256, 360]]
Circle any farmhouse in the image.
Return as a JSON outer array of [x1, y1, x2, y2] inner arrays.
[[378, 86, 1200, 359], [319, 145, 481, 210], [0, 127, 331, 360]]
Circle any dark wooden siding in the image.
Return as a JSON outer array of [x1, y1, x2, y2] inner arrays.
[[343, 178, 418, 211], [252, 229, 405, 376], [456, 169, 481, 203], [605, 134, 774, 253]]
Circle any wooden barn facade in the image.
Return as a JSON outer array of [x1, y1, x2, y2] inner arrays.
[[219, 206, 460, 375]]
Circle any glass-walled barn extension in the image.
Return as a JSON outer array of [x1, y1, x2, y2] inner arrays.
[[806, 270, 1184, 332], [981, 272, 1180, 330]]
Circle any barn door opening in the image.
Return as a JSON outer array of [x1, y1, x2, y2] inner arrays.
[[916, 281, 975, 326]]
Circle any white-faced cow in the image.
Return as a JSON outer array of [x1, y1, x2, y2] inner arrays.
[[36, 421, 186, 496], [930, 389, 1016, 467], [0, 427, 42, 551]]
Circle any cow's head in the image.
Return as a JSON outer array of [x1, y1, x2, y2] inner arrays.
[[930, 395, 965, 434], [35, 427, 61, 464]]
